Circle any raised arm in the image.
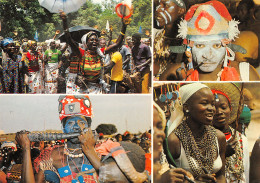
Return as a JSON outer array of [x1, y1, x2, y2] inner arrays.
[[104, 18, 130, 54], [60, 11, 81, 57], [15, 131, 36, 183]]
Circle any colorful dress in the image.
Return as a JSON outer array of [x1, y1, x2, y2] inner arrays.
[[24, 50, 42, 93], [1, 52, 25, 93], [225, 127, 249, 183], [44, 49, 62, 94], [34, 145, 98, 183]]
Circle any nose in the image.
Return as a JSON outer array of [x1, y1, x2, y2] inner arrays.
[[73, 122, 80, 130], [202, 48, 214, 61], [208, 103, 216, 113]]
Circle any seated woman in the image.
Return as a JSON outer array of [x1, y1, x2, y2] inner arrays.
[[206, 83, 249, 183], [166, 83, 226, 182], [60, 11, 129, 94]]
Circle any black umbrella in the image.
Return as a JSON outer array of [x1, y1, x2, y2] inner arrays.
[[58, 25, 101, 43]]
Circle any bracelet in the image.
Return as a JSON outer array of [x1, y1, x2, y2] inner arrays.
[[120, 32, 125, 36]]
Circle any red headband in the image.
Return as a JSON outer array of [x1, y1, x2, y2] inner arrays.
[[211, 89, 231, 109]]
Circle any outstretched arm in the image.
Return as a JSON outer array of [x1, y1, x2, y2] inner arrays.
[[104, 18, 130, 54], [60, 11, 81, 57]]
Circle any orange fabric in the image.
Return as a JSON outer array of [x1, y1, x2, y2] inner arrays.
[[0, 171, 7, 183], [221, 67, 240, 81], [145, 153, 151, 174], [95, 140, 121, 156], [186, 69, 199, 81]]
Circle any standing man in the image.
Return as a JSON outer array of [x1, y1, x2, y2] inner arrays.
[[131, 33, 151, 93], [105, 49, 123, 93]]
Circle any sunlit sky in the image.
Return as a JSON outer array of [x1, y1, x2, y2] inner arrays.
[[0, 95, 151, 134]]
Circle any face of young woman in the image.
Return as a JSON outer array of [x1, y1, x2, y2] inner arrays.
[[213, 94, 231, 129], [87, 35, 98, 51], [187, 88, 216, 125], [153, 108, 165, 162], [192, 40, 226, 72], [154, 0, 181, 28]]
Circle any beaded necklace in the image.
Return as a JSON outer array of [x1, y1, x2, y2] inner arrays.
[[174, 120, 217, 178], [225, 126, 244, 181], [64, 143, 84, 158]]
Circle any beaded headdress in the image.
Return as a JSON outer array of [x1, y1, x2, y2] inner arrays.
[[177, 1, 240, 42], [58, 95, 93, 122]]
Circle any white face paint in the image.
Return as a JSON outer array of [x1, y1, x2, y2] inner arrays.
[[192, 40, 226, 72]]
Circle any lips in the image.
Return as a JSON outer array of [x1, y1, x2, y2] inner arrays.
[[205, 113, 214, 121]]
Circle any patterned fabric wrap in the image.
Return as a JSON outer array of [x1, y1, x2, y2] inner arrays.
[[69, 56, 80, 74], [45, 62, 58, 94], [80, 51, 102, 82], [2, 55, 24, 93], [225, 127, 245, 182], [66, 73, 81, 94], [174, 121, 217, 177]]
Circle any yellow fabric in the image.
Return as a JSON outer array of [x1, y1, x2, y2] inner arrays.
[[111, 52, 123, 81], [141, 67, 150, 93]]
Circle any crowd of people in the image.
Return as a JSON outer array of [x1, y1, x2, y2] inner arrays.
[[153, 82, 260, 183], [0, 95, 151, 183], [0, 11, 152, 94]]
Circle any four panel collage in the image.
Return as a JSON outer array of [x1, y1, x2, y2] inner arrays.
[[0, 0, 259, 182]]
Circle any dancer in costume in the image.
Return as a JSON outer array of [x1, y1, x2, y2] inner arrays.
[[23, 40, 42, 93], [159, 1, 260, 81], [15, 95, 148, 183], [0, 38, 26, 93], [60, 11, 129, 94], [43, 40, 62, 94]]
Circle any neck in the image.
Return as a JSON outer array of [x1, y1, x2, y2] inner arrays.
[[186, 117, 205, 136], [66, 141, 82, 152]]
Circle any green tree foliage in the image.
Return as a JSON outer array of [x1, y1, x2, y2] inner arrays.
[[0, 0, 151, 42], [96, 124, 117, 135]]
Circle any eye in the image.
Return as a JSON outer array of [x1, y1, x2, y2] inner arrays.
[[195, 44, 205, 48], [213, 43, 222, 49], [157, 122, 163, 130]]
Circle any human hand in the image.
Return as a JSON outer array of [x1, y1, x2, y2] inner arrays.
[[59, 10, 67, 20], [197, 173, 217, 183], [161, 168, 195, 183], [15, 130, 31, 150], [122, 18, 131, 25], [78, 127, 96, 151]]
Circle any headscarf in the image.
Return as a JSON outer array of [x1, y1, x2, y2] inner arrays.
[[239, 105, 251, 124], [167, 83, 209, 135], [180, 83, 209, 104], [81, 31, 99, 50]]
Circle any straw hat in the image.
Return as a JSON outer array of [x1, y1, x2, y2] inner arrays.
[[205, 83, 242, 124]]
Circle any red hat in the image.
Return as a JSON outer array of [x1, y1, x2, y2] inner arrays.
[[58, 95, 93, 121], [177, 1, 239, 41]]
